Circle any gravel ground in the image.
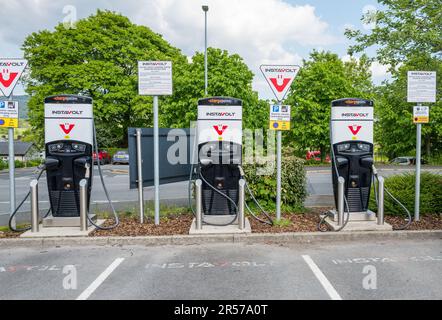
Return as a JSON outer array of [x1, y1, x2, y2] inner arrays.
[[1, 209, 441, 238]]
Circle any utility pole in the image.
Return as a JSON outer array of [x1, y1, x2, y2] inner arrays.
[[202, 5, 209, 95]]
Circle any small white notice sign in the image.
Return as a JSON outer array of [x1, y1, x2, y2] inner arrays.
[[138, 61, 173, 96], [407, 71, 436, 103]]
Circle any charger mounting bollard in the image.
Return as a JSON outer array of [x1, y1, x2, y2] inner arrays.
[[325, 98, 392, 231], [43, 95, 96, 227]]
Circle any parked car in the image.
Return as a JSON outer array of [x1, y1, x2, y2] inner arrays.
[[390, 156, 427, 165], [112, 150, 129, 165], [93, 150, 111, 165], [306, 150, 331, 163]]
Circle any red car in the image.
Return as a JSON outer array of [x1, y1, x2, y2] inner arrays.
[[93, 150, 111, 165], [306, 150, 331, 163]]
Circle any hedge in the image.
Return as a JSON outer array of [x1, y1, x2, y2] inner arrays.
[[242, 149, 307, 211], [369, 172, 442, 215], [0, 159, 42, 170]]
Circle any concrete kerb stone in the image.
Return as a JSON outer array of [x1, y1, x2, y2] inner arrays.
[[0, 230, 441, 248]]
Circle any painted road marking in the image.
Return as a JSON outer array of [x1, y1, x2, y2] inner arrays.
[[302, 255, 342, 300], [76, 258, 124, 300]]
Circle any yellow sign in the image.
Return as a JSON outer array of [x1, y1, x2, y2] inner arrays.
[[0, 118, 18, 128], [413, 106, 429, 124], [269, 121, 290, 131], [413, 116, 429, 124]]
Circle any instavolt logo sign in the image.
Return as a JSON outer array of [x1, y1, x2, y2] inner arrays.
[[0, 59, 27, 97], [260, 65, 300, 101]]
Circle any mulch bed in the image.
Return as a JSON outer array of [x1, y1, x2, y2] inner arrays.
[[386, 214, 442, 230], [1, 209, 441, 238], [91, 214, 193, 237], [0, 231, 22, 238]]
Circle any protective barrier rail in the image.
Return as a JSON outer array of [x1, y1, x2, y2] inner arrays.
[[30, 179, 39, 233], [80, 179, 88, 231], [337, 177, 345, 226], [195, 179, 203, 230]]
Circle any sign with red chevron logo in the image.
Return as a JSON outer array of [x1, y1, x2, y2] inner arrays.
[[260, 65, 300, 101], [0, 59, 27, 97]]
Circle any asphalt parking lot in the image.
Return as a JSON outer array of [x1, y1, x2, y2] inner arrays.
[[1, 238, 441, 300]]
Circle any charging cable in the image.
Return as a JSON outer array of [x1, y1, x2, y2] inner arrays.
[[8, 165, 51, 232], [372, 165, 412, 230]]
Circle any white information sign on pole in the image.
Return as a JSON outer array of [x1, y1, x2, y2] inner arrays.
[[407, 71, 436, 222], [407, 71, 436, 103], [138, 61, 173, 96], [137, 61, 173, 226]]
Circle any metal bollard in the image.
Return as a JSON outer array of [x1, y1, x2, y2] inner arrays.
[[337, 177, 345, 226], [195, 179, 202, 230], [30, 179, 39, 233], [79, 179, 88, 231], [377, 176, 385, 225], [136, 129, 145, 224], [238, 179, 246, 230]]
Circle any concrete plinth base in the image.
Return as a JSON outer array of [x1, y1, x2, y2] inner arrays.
[[189, 216, 251, 235], [324, 216, 393, 231], [20, 219, 105, 238], [42, 214, 96, 227], [328, 209, 376, 222]]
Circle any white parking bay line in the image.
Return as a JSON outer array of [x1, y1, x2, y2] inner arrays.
[[76, 258, 125, 300], [302, 255, 342, 300]]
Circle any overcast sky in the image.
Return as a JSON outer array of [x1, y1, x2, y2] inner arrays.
[[2, 0, 389, 98]]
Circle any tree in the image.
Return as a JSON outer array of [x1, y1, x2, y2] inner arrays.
[[345, 0, 442, 69], [375, 54, 442, 159], [160, 48, 266, 130], [285, 51, 373, 160], [23, 10, 187, 148]]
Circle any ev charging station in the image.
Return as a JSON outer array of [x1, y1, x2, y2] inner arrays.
[[43, 95, 95, 227], [10, 94, 116, 236], [190, 97, 251, 233], [324, 98, 393, 231]]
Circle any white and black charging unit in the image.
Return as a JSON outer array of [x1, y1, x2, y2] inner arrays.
[[194, 97, 244, 227], [319, 97, 412, 231], [9, 94, 118, 232], [321, 98, 392, 231], [43, 95, 95, 226], [189, 97, 273, 232]]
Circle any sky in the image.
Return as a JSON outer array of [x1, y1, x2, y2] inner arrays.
[[1, 0, 389, 99]]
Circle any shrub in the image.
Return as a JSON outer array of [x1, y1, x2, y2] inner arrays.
[[0, 159, 42, 170], [14, 160, 24, 168], [242, 152, 307, 212], [0, 160, 7, 170], [369, 172, 442, 215]]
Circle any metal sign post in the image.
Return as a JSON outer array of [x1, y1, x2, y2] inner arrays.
[[0, 58, 27, 229], [260, 65, 300, 221], [8, 104, 15, 229], [407, 71, 436, 222], [153, 95, 160, 225], [269, 103, 291, 221], [138, 61, 173, 225]]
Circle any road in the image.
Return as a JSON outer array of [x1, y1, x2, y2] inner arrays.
[[0, 239, 441, 300], [1, 165, 441, 226]]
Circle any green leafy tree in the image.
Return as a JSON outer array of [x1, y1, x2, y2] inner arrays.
[[285, 51, 373, 160], [345, 0, 442, 69], [23, 10, 187, 147], [160, 48, 266, 130]]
